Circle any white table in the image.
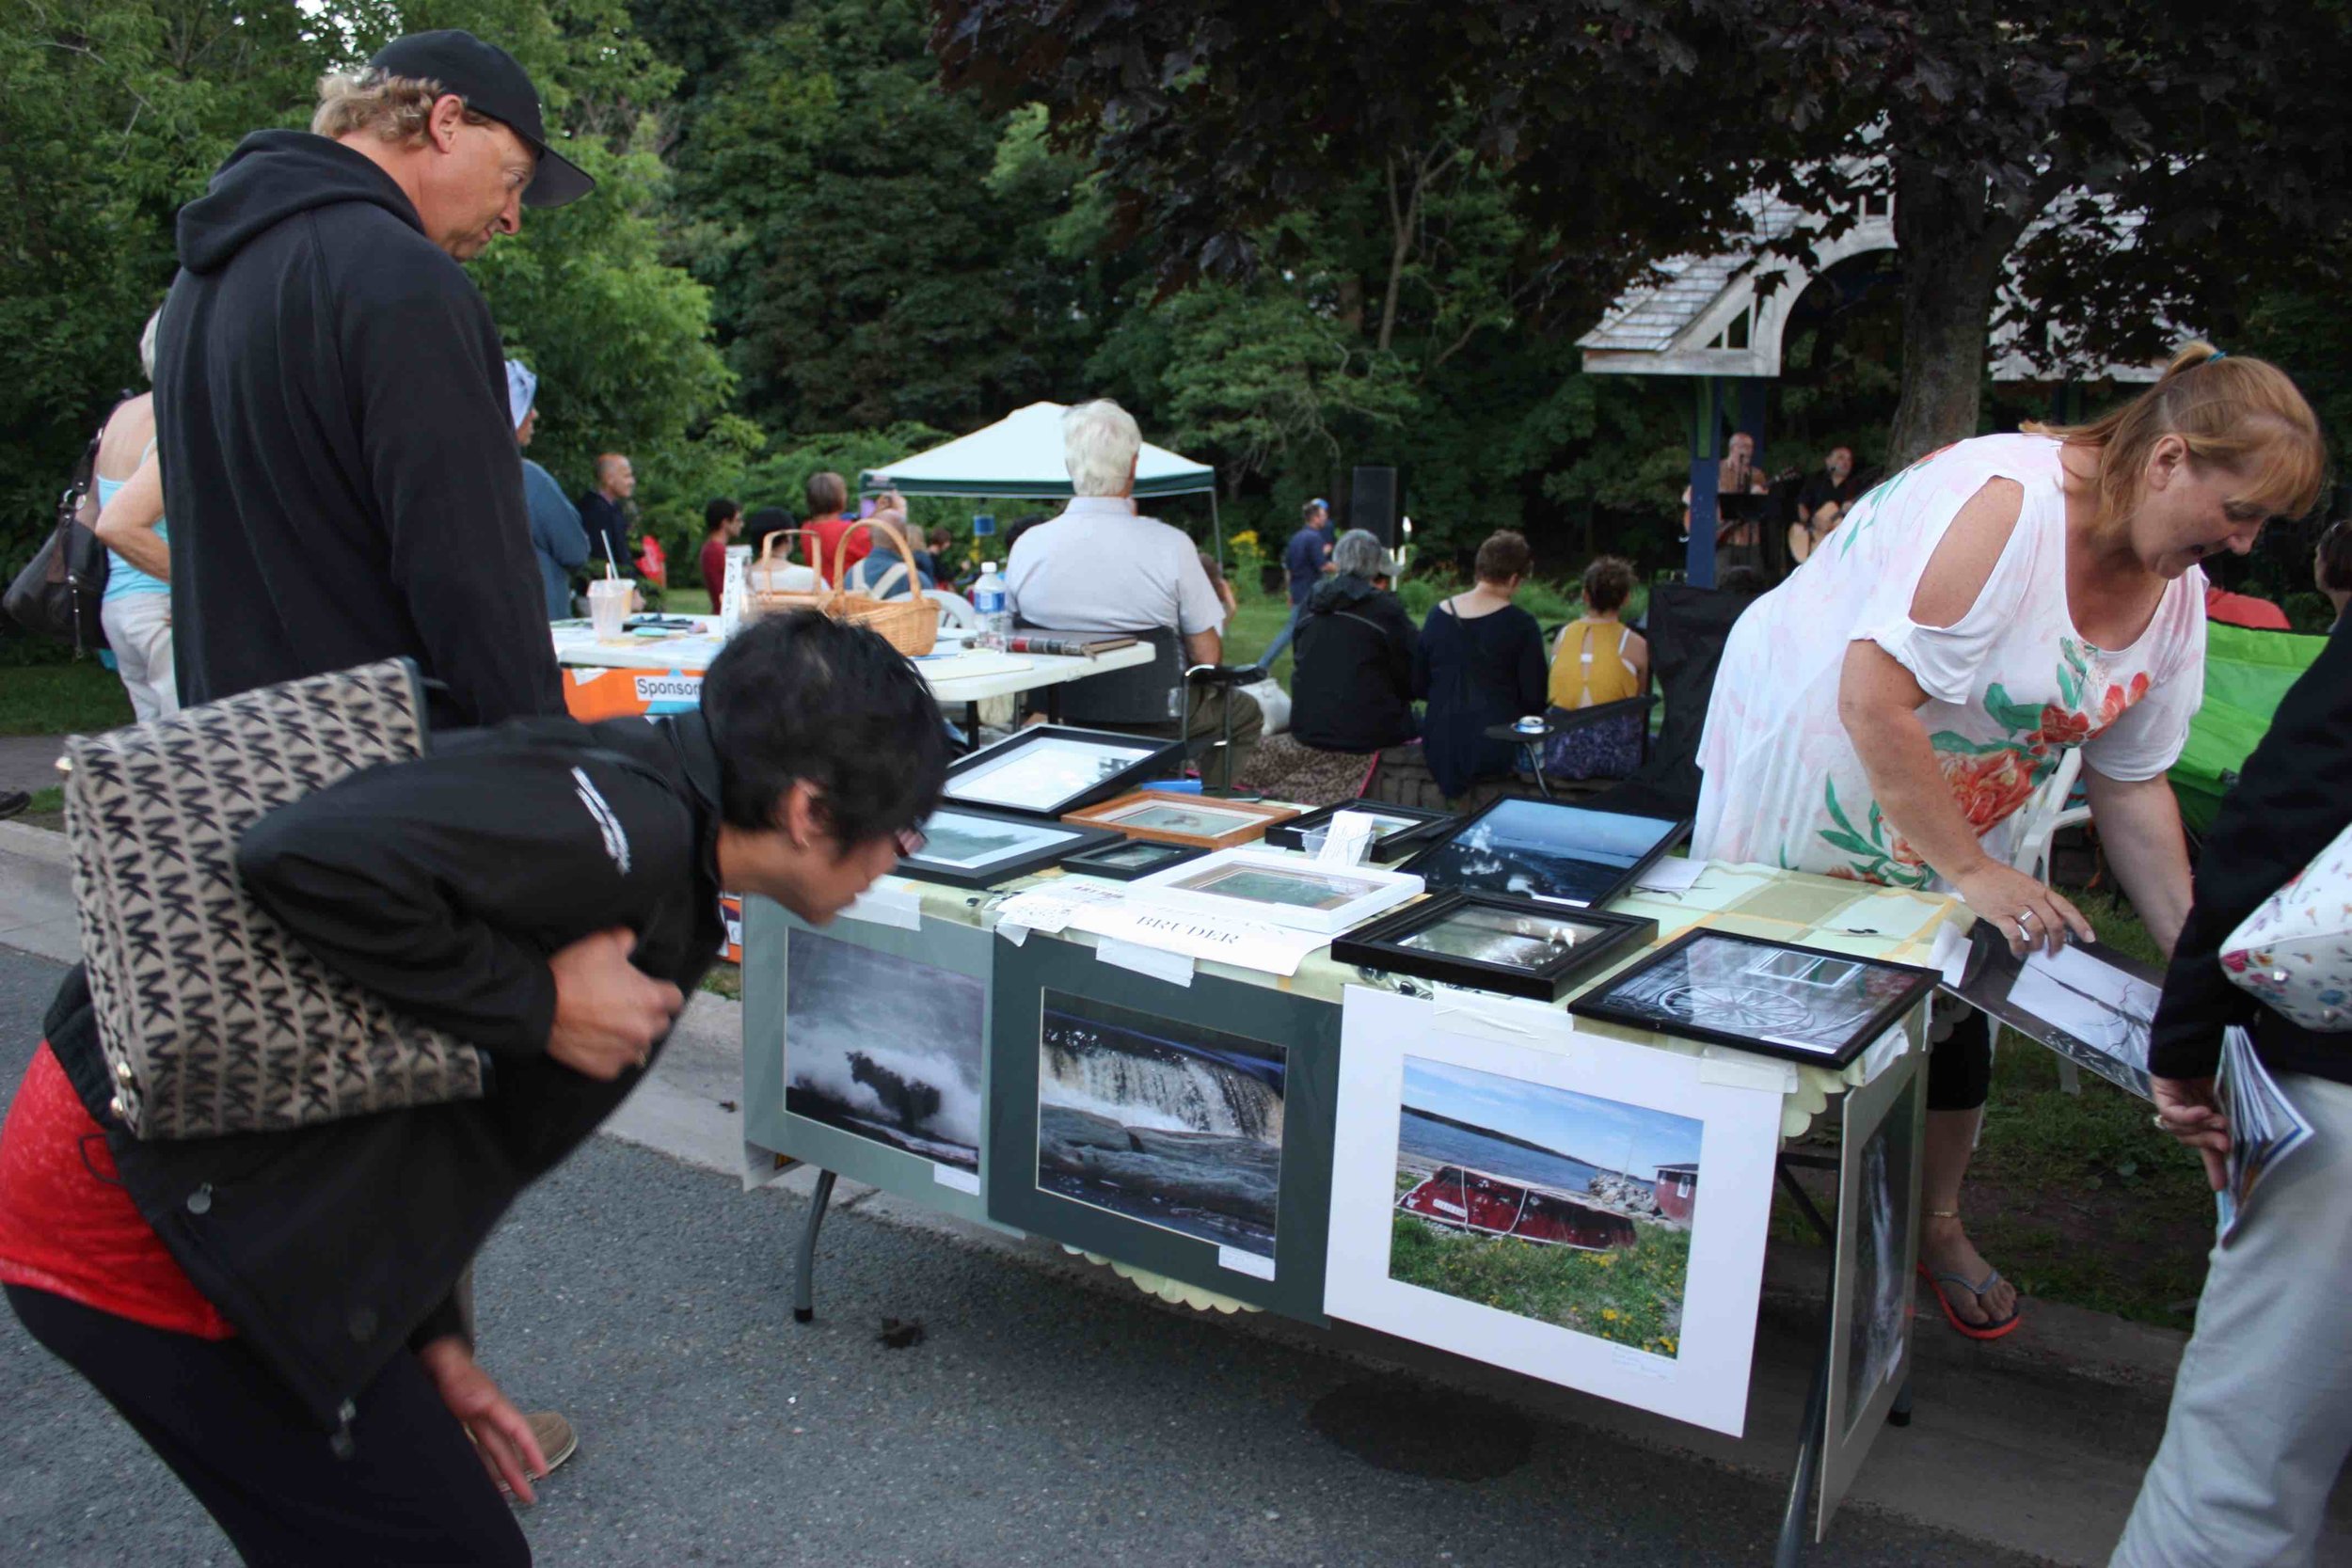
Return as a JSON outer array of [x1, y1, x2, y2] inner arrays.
[[550, 616, 1156, 744]]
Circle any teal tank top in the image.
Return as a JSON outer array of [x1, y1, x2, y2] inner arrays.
[[96, 445, 168, 600]]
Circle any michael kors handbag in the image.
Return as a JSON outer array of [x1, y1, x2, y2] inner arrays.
[[63, 659, 490, 1138]]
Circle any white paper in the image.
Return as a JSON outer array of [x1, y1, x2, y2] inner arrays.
[[1062, 901, 1330, 976], [932, 1164, 982, 1196], [1695, 1052, 1801, 1095], [1634, 857, 1706, 893], [842, 884, 923, 932], [997, 922, 1030, 946], [1097, 937, 1195, 987], [1316, 811, 1382, 866], [2008, 945, 2158, 1071], [1217, 1244, 1277, 1281], [2025, 944, 2162, 1017], [1930, 922, 1971, 989]]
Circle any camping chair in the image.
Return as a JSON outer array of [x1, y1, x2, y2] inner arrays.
[[1018, 624, 1184, 729], [925, 589, 976, 631]]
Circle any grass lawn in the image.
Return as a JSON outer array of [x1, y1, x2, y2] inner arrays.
[[1389, 1172, 1692, 1358], [0, 662, 135, 736]]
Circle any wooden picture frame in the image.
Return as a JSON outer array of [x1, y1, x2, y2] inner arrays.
[[1059, 789, 1300, 849]]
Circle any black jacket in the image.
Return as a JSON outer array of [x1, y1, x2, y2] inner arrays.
[[46, 713, 724, 1444], [2149, 622, 2352, 1085], [155, 130, 563, 730], [1291, 575, 1418, 753], [579, 490, 634, 567]]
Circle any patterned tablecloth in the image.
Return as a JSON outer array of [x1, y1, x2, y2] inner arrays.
[[824, 855, 1965, 1312]]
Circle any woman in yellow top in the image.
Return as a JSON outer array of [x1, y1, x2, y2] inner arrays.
[[1549, 557, 1649, 708], [1542, 557, 1651, 780]]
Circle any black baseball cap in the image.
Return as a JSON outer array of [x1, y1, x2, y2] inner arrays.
[[368, 29, 595, 209]]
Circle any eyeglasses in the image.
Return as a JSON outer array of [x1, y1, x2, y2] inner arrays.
[[893, 825, 929, 859]]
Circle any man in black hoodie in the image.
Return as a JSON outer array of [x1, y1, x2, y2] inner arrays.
[[154, 30, 594, 731]]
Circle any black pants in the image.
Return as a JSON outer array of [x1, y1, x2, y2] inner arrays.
[[1928, 1007, 1993, 1113], [7, 1284, 527, 1567]]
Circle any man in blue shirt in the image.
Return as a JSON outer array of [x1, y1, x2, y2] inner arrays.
[[1258, 498, 1332, 670], [507, 361, 589, 618]]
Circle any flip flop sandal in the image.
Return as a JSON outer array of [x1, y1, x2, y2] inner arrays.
[[1916, 1261, 2022, 1340]]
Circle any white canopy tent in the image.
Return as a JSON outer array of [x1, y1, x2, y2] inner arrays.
[[860, 401, 1223, 557]]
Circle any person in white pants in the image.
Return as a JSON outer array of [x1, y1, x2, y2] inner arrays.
[[90, 309, 178, 722], [2119, 620, 2352, 1567]]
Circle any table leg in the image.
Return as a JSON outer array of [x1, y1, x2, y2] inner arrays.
[[1045, 685, 1062, 725], [963, 702, 982, 754], [792, 1168, 838, 1324], [1774, 1305, 1834, 1568], [1521, 742, 1553, 799], [1887, 1376, 1914, 1429]]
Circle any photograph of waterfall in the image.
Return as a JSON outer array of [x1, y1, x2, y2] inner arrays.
[[1035, 988, 1288, 1258], [1844, 1071, 1917, 1434], [786, 931, 986, 1173]]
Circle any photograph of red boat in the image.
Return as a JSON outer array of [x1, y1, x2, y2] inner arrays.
[[1397, 1165, 1637, 1251]]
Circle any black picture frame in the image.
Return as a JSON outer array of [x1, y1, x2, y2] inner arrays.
[[1057, 837, 1211, 881], [1567, 929, 1939, 1069], [1400, 794, 1691, 909], [1330, 892, 1659, 1003], [898, 806, 1123, 889], [1262, 801, 1457, 863], [987, 931, 1341, 1323], [939, 724, 1186, 819]]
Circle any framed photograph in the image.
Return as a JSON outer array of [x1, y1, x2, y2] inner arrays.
[[739, 896, 1001, 1227], [1568, 929, 1938, 1069], [1057, 837, 1211, 882], [1263, 801, 1456, 863], [940, 725, 1184, 818], [1060, 790, 1300, 849], [986, 931, 1341, 1322], [1946, 921, 2158, 1101], [1401, 796, 1690, 908], [1126, 847, 1424, 936], [1819, 1050, 1926, 1539], [1326, 988, 1783, 1436], [898, 806, 1121, 889], [1330, 892, 1658, 1003]]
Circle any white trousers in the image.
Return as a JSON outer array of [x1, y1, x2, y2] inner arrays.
[[101, 593, 178, 722], [2112, 1071, 2352, 1567]]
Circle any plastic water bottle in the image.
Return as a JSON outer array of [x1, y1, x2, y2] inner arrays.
[[717, 546, 751, 638], [972, 560, 1010, 651]]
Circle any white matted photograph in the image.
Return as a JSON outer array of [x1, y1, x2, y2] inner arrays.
[[1128, 847, 1422, 935], [1326, 988, 1784, 1436], [944, 733, 1164, 814]]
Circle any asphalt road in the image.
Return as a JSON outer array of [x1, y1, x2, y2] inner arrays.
[[0, 946, 2056, 1567]]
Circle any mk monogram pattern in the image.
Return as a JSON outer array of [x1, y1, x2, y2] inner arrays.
[[65, 661, 487, 1139]]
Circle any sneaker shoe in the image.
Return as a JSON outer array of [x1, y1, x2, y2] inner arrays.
[[526, 1411, 579, 1478]]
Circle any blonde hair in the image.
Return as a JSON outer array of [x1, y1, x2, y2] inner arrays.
[[311, 70, 493, 145], [2026, 341, 2327, 532], [137, 309, 162, 382]]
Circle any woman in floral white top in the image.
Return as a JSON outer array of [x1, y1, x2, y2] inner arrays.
[[1696, 344, 2326, 1338]]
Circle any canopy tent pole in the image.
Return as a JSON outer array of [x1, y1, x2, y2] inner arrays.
[[1209, 488, 1223, 568]]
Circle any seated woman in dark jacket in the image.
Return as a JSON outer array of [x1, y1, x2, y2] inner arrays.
[[1413, 529, 1549, 800], [1291, 529, 1418, 752], [0, 613, 946, 1567]]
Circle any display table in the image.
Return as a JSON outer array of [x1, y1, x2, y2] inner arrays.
[[551, 615, 1157, 737], [739, 857, 1960, 1559]]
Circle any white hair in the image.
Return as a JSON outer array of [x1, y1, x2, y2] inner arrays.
[[1062, 400, 1141, 498], [138, 309, 163, 382]]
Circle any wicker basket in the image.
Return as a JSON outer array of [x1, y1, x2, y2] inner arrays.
[[744, 531, 827, 620], [825, 519, 938, 657]]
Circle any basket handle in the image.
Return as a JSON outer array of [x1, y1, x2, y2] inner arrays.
[[832, 517, 923, 599]]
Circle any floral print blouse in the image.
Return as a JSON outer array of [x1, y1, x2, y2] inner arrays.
[[1692, 434, 2206, 888]]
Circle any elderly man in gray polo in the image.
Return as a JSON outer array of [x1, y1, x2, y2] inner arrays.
[[1006, 400, 1262, 786]]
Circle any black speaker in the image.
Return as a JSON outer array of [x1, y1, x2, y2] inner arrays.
[[1350, 466, 1399, 547]]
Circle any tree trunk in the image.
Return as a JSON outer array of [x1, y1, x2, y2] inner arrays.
[[1883, 157, 2028, 468]]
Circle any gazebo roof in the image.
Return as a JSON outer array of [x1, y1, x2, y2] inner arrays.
[[1578, 189, 2168, 385]]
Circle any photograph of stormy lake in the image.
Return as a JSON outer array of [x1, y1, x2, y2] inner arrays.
[[1036, 989, 1288, 1258], [786, 932, 986, 1172]]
